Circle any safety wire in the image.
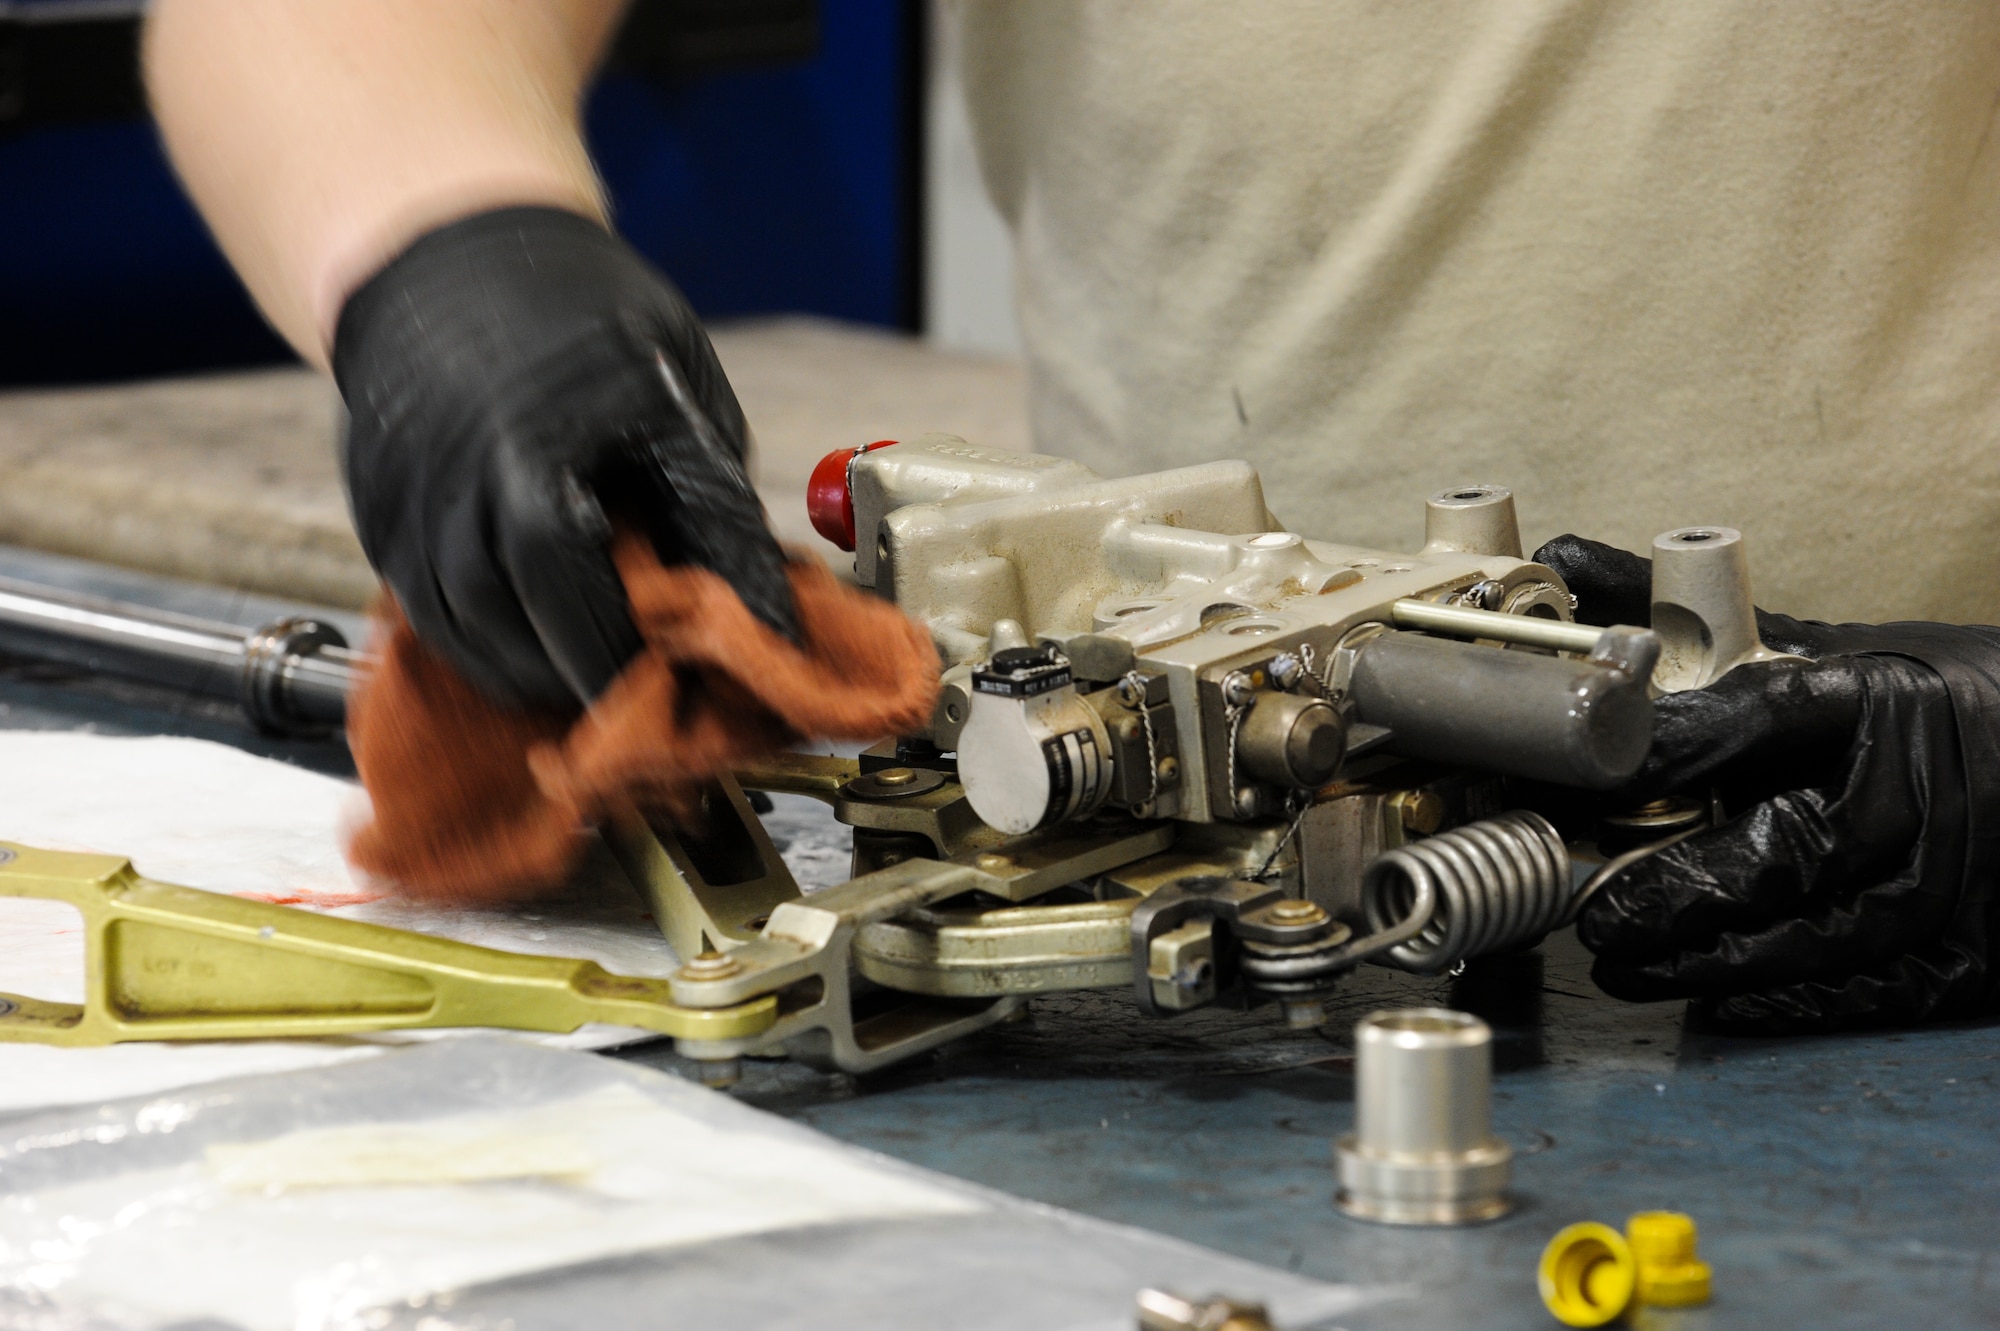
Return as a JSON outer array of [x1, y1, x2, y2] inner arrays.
[[1119, 670, 1161, 809], [1252, 792, 1312, 881], [1296, 642, 1340, 701], [1248, 642, 1338, 881], [1223, 692, 1247, 795]]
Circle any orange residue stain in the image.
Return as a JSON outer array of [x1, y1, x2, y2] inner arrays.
[[232, 891, 387, 909]]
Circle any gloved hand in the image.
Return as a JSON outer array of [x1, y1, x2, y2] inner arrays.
[[1533, 534, 2000, 1032], [333, 206, 794, 710]]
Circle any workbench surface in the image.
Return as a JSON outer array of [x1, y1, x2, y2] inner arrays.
[[4, 551, 1994, 1331], [666, 936, 2000, 1331]]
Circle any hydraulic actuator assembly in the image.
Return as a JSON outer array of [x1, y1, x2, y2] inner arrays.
[[0, 437, 1797, 1081]]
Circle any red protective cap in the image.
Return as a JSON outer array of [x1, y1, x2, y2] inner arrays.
[[807, 440, 897, 551]]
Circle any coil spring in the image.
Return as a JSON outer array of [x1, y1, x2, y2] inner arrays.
[[1362, 810, 1571, 973]]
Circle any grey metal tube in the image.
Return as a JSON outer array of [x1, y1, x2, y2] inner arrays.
[[0, 575, 364, 735], [0, 578, 245, 672], [1348, 630, 1651, 788]]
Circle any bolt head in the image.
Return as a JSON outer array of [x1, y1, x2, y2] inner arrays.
[[679, 948, 744, 981], [1269, 899, 1327, 925], [875, 767, 918, 786], [1234, 786, 1260, 817], [1157, 756, 1180, 786], [1393, 789, 1446, 836]]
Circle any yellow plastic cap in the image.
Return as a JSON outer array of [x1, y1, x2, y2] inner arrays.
[[1538, 1222, 1638, 1327], [1626, 1211, 1712, 1307]]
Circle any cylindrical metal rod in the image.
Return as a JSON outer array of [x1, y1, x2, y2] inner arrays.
[[1389, 597, 1606, 655], [0, 575, 364, 735], [0, 579, 245, 670]]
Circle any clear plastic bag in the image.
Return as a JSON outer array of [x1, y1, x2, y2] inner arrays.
[[0, 1036, 1386, 1331]]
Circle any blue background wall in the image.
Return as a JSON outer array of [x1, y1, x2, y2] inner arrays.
[[0, 0, 916, 386]]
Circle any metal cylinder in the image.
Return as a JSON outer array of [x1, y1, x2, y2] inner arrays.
[[1237, 692, 1346, 789], [1420, 485, 1523, 558], [1347, 630, 1650, 789], [0, 575, 363, 736], [1335, 1008, 1512, 1225]]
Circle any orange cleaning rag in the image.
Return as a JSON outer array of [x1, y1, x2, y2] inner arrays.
[[344, 533, 940, 902]]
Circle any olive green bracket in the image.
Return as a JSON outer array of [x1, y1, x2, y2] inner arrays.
[[0, 842, 775, 1048]]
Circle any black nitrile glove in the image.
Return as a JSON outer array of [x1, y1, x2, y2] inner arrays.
[[333, 206, 794, 709], [1533, 534, 2000, 1032]]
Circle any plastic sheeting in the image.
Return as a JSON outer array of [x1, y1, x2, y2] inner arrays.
[[0, 1037, 1391, 1331]]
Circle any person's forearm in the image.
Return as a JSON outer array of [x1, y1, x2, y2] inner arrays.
[[145, 0, 628, 368]]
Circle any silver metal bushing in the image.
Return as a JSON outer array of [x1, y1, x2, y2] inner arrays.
[[1335, 1008, 1512, 1225]]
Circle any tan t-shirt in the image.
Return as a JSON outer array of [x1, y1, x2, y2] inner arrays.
[[957, 1, 2000, 623]]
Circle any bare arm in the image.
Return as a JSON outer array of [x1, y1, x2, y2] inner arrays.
[[145, 0, 629, 368]]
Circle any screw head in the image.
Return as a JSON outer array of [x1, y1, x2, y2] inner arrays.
[[875, 767, 918, 786], [1222, 671, 1256, 706], [1156, 756, 1180, 786], [1268, 653, 1303, 690], [1234, 786, 1260, 817], [975, 851, 1013, 872]]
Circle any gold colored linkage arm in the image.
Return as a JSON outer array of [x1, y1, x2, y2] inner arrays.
[[0, 843, 775, 1047], [734, 753, 859, 801]]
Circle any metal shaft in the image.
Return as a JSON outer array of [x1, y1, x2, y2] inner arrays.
[[1389, 597, 1605, 655], [0, 574, 364, 735]]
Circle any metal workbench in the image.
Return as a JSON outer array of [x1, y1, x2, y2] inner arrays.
[[3, 549, 1993, 1330]]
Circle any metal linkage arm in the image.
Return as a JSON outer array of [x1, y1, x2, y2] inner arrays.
[[0, 843, 774, 1047]]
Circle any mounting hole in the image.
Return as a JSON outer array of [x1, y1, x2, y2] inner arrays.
[[1383, 564, 1413, 574], [1226, 619, 1284, 637], [1449, 489, 1491, 501], [1113, 600, 1163, 617], [1200, 602, 1255, 626]]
